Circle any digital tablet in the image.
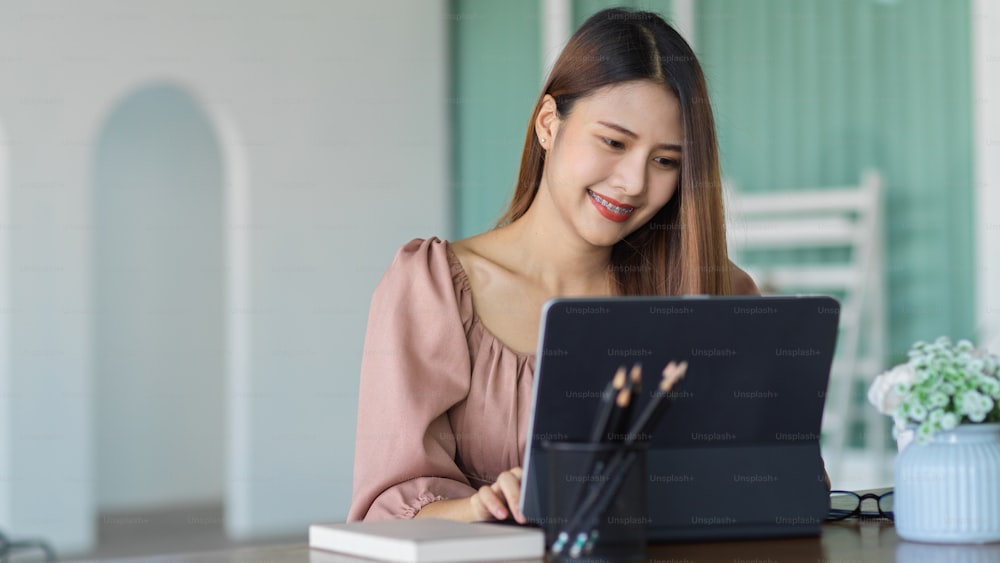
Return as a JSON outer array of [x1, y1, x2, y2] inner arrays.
[[519, 295, 840, 541]]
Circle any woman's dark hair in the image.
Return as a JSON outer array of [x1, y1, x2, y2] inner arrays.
[[497, 7, 734, 295]]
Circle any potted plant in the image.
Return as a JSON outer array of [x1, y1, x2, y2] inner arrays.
[[868, 337, 1000, 543]]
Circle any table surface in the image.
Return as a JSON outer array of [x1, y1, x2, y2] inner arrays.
[[104, 517, 1000, 562]]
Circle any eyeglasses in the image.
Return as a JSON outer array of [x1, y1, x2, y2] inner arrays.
[[827, 489, 894, 521]]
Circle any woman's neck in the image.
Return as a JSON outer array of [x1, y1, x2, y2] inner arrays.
[[493, 203, 614, 297]]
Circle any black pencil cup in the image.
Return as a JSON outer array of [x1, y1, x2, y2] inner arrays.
[[543, 441, 648, 561]]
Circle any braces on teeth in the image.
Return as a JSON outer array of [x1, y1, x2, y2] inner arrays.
[[590, 191, 634, 215]]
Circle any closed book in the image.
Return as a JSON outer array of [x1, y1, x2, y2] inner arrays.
[[308, 518, 545, 562]]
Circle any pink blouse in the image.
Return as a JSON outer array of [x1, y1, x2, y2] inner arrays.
[[348, 237, 535, 521]]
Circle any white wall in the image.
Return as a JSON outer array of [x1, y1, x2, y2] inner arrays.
[[0, 120, 10, 530], [975, 0, 1000, 351], [0, 0, 449, 553]]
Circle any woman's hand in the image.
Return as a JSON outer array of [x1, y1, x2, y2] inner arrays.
[[469, 467, 526, 523], [414, 466, 526, 523]]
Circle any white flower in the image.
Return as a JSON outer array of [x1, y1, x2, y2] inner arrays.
[[941, 412, 959, 430], [868, 363, 916, 415], [873, 338, 1000, 439]]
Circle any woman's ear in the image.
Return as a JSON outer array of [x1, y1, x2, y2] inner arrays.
[[534, 94, 560, 150]]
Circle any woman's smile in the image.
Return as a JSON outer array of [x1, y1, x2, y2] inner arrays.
[[587, 189, 636, 222]]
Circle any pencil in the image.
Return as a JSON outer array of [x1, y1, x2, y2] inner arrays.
[[604, 363, 640, 442], [589, 366, 626, 443], [616, 364, 642, 440], [572, 448, 642, 557], [560, 365, 624, 547], [628, 361, 642, 393], [626, 361, 688, 440], [575, 361, 689, 555], [554, 365, 627, 556], [552, 360, 688, 555]]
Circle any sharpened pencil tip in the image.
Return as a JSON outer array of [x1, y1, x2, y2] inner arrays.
[[629, 363, 642, 391], [616, 387, 630, 407], [660, 360, 688, 391], [612, 366, 627, 389]]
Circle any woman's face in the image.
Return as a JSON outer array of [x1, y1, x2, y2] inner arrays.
[[535, 80, 682, 248]]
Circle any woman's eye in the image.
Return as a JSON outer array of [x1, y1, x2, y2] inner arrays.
[[601, 137, 625, 149], [654, 157, 679, 168]]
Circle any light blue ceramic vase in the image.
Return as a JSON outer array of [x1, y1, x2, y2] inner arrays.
[[895, 423, 1000, 543]]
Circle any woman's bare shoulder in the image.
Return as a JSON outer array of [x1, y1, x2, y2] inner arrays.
[[729, 262, 761, 296], [449, 231, 515, 277], [449, 233, 490, 276]]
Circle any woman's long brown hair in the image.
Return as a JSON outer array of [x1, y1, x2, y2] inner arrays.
[[496, 8, 733, 296]]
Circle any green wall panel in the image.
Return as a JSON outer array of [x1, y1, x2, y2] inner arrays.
[[698, 0, 974, 359], [450, 0, 541, 238], [573, 0, 673, 28], [450, 0, 975, 361]]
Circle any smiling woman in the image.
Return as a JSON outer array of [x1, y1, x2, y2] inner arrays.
[[348, 7, 759, 524], [519, 80, 684, 265], [497, 10, 735, 297]]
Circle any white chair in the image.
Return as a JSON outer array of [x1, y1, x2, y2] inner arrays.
[[725, 170, 890, 486]]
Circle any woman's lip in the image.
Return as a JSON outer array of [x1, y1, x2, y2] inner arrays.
[[587, 190, 634, 222], [589, 190, 636, 210]]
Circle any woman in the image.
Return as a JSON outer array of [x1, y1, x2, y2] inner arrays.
[[348, 7, 760, 523]]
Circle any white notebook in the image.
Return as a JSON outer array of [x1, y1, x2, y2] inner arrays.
[[308, 518, 545, 563]]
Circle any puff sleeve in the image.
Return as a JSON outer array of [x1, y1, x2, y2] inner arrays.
[[347, 238, 478, 521]]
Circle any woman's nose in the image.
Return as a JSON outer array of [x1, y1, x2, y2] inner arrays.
[[610, 151, 647, 196]]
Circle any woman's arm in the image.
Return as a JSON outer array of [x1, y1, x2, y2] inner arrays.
[[415, 498, 478, 521], [348, 239, 478, 521], [415, 467, 526, 523]]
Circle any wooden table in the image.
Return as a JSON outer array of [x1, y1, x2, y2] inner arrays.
[[119, 517, 1000, 562]]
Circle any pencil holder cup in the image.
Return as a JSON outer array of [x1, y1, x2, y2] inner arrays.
[[543, 441, 648, 561]]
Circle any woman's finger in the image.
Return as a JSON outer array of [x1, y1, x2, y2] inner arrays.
[[474, 485, 508, 521], [493, 470, 526, 523]]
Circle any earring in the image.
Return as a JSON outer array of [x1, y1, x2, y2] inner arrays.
[[539, 137, 546, 144]]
